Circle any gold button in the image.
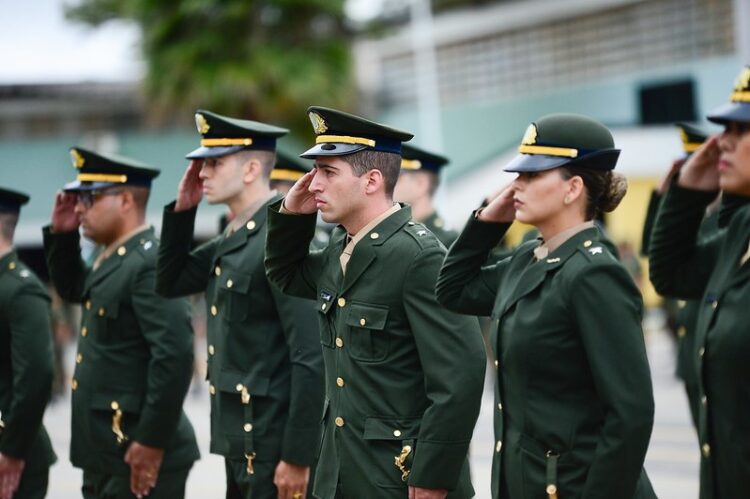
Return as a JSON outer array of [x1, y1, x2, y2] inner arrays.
[[111, 401, 119, 410], [321, 303, 327, 311], [359, 318, 366, 326], [335, 417, 345, 427], [712, 301, 718, 309], [209, 384, 216, 395], [677, 300, 686, 309], [71, 379, 78, 390], [244, 423, 253, 432], [215, 266, 222, 276], [370, 232, 379, 239], [702, 443, 711, 457], [498, 403, 503, 411], [246, 220, 256, 231], [98, 307, 105, 317], [702, 395, 707, 405], [699, 347, 706, 358], [117, 246, 127, 256], [583, 240, 592, 248], [494, 360, 499, 368], [336, 377, 345, 387], [227, 279, 233, 288], [208, 345, 215, 355], [393, 429, 402, 437], [81, 326, 88, 337], [495, 441, 502, 452], [76, 353, 83, 364], [236, 384, 244, 392], [8, 262, 16, 270], [335, 337, 344, 348], [85, 300, 92, 310], [338, 297, 346, 307], [546, 485, 558, 496], [211, 305, 218, 316], [677, 326, 686, 338]]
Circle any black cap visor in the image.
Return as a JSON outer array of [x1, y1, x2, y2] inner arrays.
[[707, 102, 750, 125], [185, 145, 247, 160], [300, 142, 368, 159], [504, 148, 621, 173]]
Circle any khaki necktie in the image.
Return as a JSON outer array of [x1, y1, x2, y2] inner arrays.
[[740, 238, 750, 266], [340, 235, 354, 274]]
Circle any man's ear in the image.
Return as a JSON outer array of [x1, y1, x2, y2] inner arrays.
[[242, 158, 263, 184], [120, 189, 135, 212], [364, 169, 385, 195]]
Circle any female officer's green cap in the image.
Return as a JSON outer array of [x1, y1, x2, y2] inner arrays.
[[707, 66, 750, 125], [504, 113, 620, 173]]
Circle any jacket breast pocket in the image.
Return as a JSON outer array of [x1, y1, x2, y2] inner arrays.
[[316, 290, 336, 348], [90, 390, 143, 452], [346, 302, 389, 362], [218, 272, 252, 322], [94, 302, 123, 339]]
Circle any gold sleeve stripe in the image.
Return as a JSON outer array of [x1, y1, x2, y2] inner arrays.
[[270, 169, 305, 181], [77, 173, 128, 183], [201, 138, 254, 146], [400, 159, 422, 170], [518, 145, 579, 158], [315, 135, 376, 147]]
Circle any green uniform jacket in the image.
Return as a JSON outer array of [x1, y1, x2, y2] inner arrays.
[[156, 195, 324, 468], [421, 211, 457, 248], [43, 227, 199, 475], [649, 184, 750, 499], [0, 251, 57, 473], [264, 202, 486, 499], [436, 215, 656, 499]]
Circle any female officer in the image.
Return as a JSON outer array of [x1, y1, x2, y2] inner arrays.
[[436, 113, 656, 499], [648, 66, 750, 499]]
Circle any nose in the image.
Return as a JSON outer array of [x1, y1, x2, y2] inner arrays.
[[198, 162, 209, 179], [74, 201, 85, 215], [308, 170, 322, 193], [718, 126, 737, 153]]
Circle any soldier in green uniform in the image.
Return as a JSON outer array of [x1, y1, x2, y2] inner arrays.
[[265, 106, 486, 499], [156, 110, 324, 499], [641, 123, 713, 431], [649, 66, 750, 499], [0, 188, 56, 499], [436, 114, 656, 499], [393, 144, 457, 247], [43, 148, 200, 498]]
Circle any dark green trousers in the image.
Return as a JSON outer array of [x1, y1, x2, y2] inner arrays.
[[13, 469, 49, 499], [82, 467, 191, 499]]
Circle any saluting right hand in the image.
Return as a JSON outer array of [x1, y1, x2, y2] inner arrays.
[[282, 170, 319, 214], [174, 160, 204, 212], [50, 191, 80, 233], [677, 135, 721, 192], [478, 183, 516, 223]]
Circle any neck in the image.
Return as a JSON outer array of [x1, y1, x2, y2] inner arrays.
[[343, 198, 395, 235], [536, 210, 586, 243], [409, 196, 434, 222], [105, 216, 146, 247], [0, 239, 11, 255], [227, 181, 272, 216]]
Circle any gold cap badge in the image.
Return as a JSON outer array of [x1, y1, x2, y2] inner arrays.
[[735, 67, 750, 92], [70, 149, 85, 169], [521, 124, 538, 145], [309, 112, 328, 135], [195, 113, 210, 135]]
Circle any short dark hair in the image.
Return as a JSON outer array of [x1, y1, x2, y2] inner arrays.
[[340, 150, 401, 198], [0, 212, 19, 243], [124, 186, 151, 213], [235, 150, 276, 180]]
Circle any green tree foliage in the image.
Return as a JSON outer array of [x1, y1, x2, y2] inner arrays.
[[66, 0, 353, 133]]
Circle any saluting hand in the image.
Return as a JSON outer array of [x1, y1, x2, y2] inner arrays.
[[282, 170, 318, 215], [477, 183, 516, 223], [677, 135, 722, 192], [124, 442, 164, 498], [0, 453, 25, 499], [50, 191, 80, 233], [175, 160, 204, 212], [656, 158, 686, 195]]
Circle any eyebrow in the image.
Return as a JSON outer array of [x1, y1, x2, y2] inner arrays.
[[314, 162, 338, 172]]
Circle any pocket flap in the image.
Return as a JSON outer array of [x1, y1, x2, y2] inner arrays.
[[215, 369, 270, 396], [91, 390, 143, 414], [346, 303, 389, 330], [363, 416, 421, 440], [220, 272, 251, 293]]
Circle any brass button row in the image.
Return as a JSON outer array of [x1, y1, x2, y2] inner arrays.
[[211, 305, 218, 316], [81, 326, 88, 337], [208, 345, 215, 355], [76, 353, 83, 364]]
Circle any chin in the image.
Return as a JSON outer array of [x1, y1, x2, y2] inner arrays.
[[720, 177, 750, 196]]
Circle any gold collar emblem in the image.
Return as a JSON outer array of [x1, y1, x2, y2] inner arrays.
[[521, 123, 538, 145], [195, 113, 210, 134], [735, 67, 750, 92], [70, 149, 85, 168], [309, 112, 328, 135]]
